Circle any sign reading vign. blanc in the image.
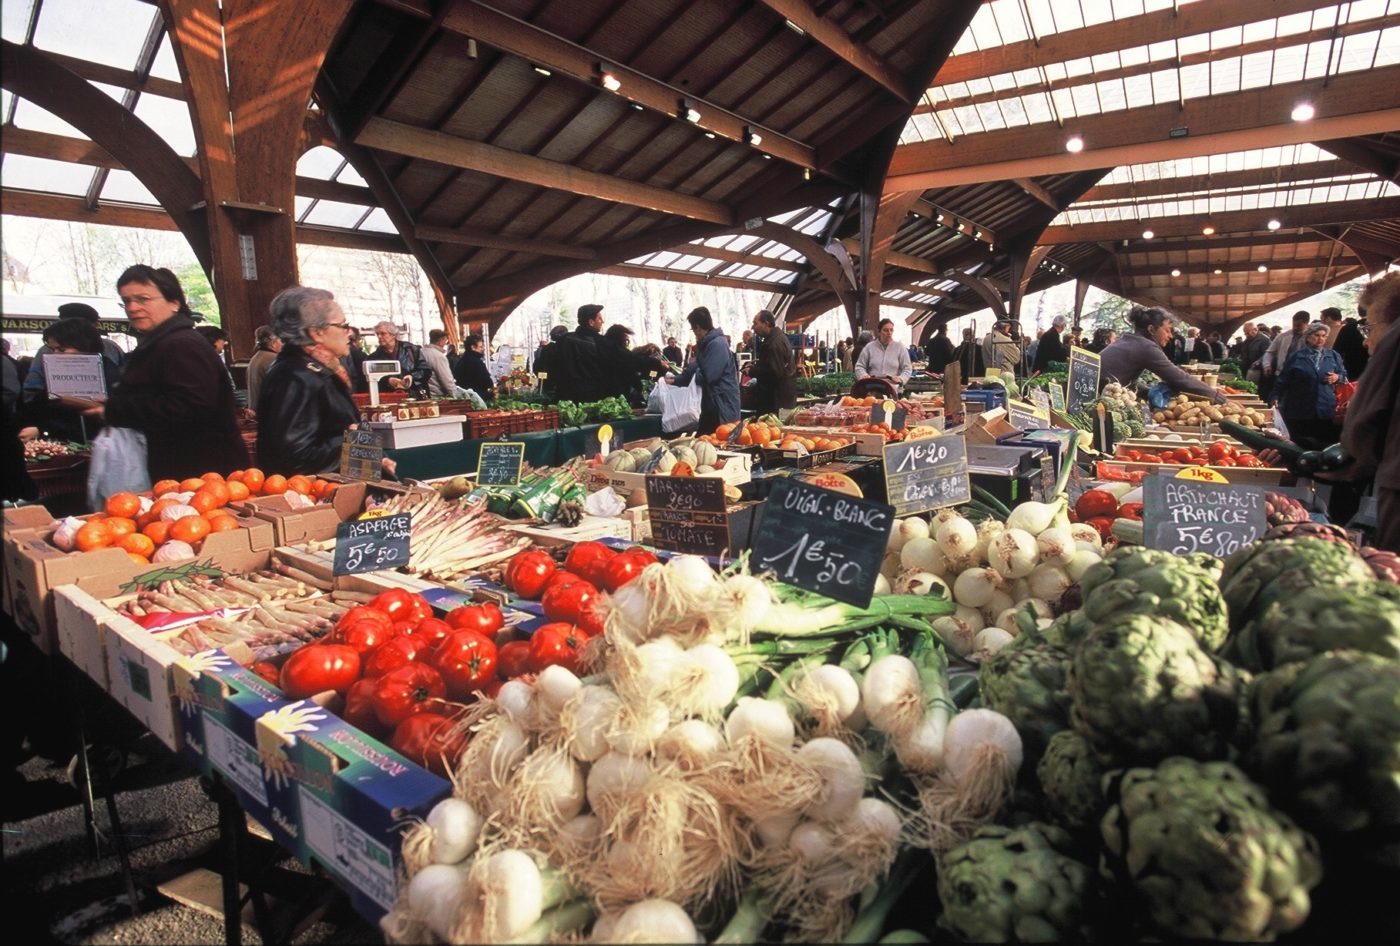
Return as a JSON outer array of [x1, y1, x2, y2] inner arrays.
[[1143, 475, 1267, 558]]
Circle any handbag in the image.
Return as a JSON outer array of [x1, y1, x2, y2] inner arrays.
[[86, 426, 151, 509], [1333, 380, 1359, 421]]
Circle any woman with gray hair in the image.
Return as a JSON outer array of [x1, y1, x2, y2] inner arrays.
[[254, 286, 363, 475], [1277, 320, 1347, 449]]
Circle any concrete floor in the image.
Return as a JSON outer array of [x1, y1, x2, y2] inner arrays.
[[3, 739, 382, 945]]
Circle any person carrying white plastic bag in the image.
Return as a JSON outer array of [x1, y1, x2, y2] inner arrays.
[[658, 377, 702, 433], [86, 426, 151, 509]]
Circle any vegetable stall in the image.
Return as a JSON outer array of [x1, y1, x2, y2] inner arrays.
[[2, 369, 1395, 945]]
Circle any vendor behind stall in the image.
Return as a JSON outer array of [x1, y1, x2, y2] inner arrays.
[[854, 318, 912, 392], [1099, 306, 1226, 403]]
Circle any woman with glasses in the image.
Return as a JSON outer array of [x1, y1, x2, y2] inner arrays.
[[90, 265, 247, 482]]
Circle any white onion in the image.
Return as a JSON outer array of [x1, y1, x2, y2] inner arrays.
[[536, 665, 582, 714], [933, 614, 981, 658], [725, 697, 794, 747], [988, 528, 1038, 579], [407, 863, 469, 940], [894, 570, 949, 598], [798, 737, 866, 822], [1005, 498, 1066, 536], [1069, 523, 1103, 552], [564, 685, 620, 762], [1035, 525, 1075, 567], [952, 566, 1002, 609], [979, 588, 1015, 626], [497, 679, 534, 722], [935, 515, 977, 559], [656, 719, 725, 768], [973, 627, 1015, 660], [586, 752, 652, 813], [972, 519, 1005, 563], [899, 536, 942, 573], [873, 573, 892, 595], [1066, 549, 1102, 583], [794, 664, 862, 724], [944, 708, 1023, 784], [1027, 563, 1072, 602], [612, 899, 699, 945], [426, 798, 483, 865], [897, 517, 931, 545], [880, 549, 903, 580]]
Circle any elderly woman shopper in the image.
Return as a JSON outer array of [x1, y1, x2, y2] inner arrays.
[[1277, 320, 1347, 449], [246, 325, 281, 413], [89, 265, 246, 482], [369, 320, 430, 397], [666, 306, 739, 434], [257, 286, 394, 477], [1099, 306, 1226, 403]]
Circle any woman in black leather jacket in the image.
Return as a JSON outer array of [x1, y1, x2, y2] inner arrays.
[[256, 286, 367, 475]]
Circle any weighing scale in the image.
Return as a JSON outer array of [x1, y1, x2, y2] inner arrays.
[[363, 360, 403, 406]]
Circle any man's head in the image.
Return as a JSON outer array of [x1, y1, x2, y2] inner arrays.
[[550, 325, 569, 343], [466, 333, 485, 354], [374, 320, 399, 350], [578, 304, 604, 330], [1270, 326, 1282, 336], [878, 319, 895, 344], [752, 309, 776, 337], [667, 336, 678, 347], [1052, 315, 1067, 331], [1243, 323, 1258, 338], [742, 329, 753, 343], [428, 329, 449, 347], [1358, 270, 1400, 350], [1292, 311, 1311, 333], [1187, 327, 1200, 338], [687, 306, 713, 335], [57, 302, 100, 324], [1320, 307, 1342, 325]]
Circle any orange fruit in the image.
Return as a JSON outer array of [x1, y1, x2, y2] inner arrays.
[[204, 481, 230, 505], [227, 470, 245, 483], [118, 533, 156, 558], [126, 552, 151, 565], [207, 515, 240, 533], [285, 475, 312, 496], [104, 517, 138, 537], [180, 477, 208, 492], [189, 489, 220, 514], [152, 479, 181, 497], [142, 521, 172, 545], [142, 497, 179, 525], [262, 474, 288, 495], [169, 515, 212, 545], [205, 507, 235, 519], [105, 491, 142, 519], [242, 468, 265, 494], [75, 521, 113, 552], [225, 480, 250, 502], [201, 472, 225, 483]]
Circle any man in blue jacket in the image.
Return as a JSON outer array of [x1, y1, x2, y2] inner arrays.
[[666, 307, 739, 434]]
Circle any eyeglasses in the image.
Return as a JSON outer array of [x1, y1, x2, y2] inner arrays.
[[119, 294, 161, 307], [323, 322, 351, 331]]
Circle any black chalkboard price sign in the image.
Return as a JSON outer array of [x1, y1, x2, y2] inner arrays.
[[752, 478, 893, 607], [1006, 398, 1047, 431], [333, 513, 412, 576], [1143, 475, 1267, 558], [339, 427, 383, 481], [1066, 347, 1101, 415], [477, 441, 525, 486], [644, 476, 730, 555], [882, 433, 971, 517]]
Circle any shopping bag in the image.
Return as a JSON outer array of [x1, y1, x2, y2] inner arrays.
[[1332, 380, 1359, 421], [659, 380, 703, 434], [645, 382, 664, 415], [86, 426, 151, 509]]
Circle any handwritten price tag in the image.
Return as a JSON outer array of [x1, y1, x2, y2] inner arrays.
[[881, 434, 971, 516], [752, 479, 893, 607], [333, 513, 411, 576], [1144, 476, 1265, 558]]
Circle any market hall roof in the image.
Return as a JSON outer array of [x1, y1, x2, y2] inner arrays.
[[2, 0, 1398, 345]]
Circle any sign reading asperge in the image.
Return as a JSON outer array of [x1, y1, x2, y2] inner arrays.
[[43, 353, 107, 398], [752, 478, 893, 607], [339, 427, 383, 481], [644, 476, 730, 555], [1066, 347, 1101, 415], [881, 433, 971, 516], [333, 512, 411, 575], [477, 441, 525, 486], [1143, 475, 1266, 558]]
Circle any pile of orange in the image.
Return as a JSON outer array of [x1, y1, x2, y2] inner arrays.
[[73, 468, 338, 564], [840, 395, 882, 408]]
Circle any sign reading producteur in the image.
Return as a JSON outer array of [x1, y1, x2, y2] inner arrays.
[[333, 513, 411, 575], [752, 478, 893, 607], [645, 476, 730, 555], [476, 441, 525, 486], [881, 433, 971, 516], [339, 427, 383, 481], [1143, 475, 1267, 558], [1066, 347, 1101, 415]]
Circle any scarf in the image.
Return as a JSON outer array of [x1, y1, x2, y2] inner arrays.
[[304, 341, 352, 388]]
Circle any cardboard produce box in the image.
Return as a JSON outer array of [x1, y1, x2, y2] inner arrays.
[[232, 480, 367, 546], [4, 506, 275, 654]]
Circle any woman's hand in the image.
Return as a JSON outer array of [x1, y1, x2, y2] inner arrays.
[[1325, 372, 1340, 384], [18, 426, 38, 442], [1257, 447, 1285, 468]]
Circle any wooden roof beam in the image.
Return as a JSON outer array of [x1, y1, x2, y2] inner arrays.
[[415, 224, 597, 260], [1013, 178, 1061, 212], [358, 117, 734, 225], [1125, 257, 1352, 278], [1039, 196, 1400, 243], [1080, 160, 1360, 202], [840, 237, 941, 276], [936, 0, 1329, 85], [889, 69, 1400, 190], [753, 0, 914, 103], [1127, 232, 1343, 254], [37, 47, 186, 100], [1315, 138, 1400, 183], [438, 0, 815, 168], [598, 263, 792, 294]]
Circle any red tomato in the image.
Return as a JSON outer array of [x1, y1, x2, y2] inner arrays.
[[414, 617, 453, 647], [1217, 457, 1237, 467], [1208, 441, 1236, 464], [431, 629, 499, 700], [369, 588, 415, 620], [363, 635, 429, 677], [335, 605, 393, 635], [390, 713, 465, 777], [542, 579, 598, 625], [446, 603, 504, 636], [1117, 502, 1145, 520], [279, 644, 361, 699], [543, 570, 585, 594], [577, 599, 605, 637], [343, 677, 386, 737], [371, 663, 447, 728], [564, 542, 616, 586], [504, 549, 557, 599], [333, 618, 392, 655], [1085, 516, 1116, 541], [1074, 489, 1119, 520], [250, 661, 281, 687], [496, 640, 532, 679], [404, 596, 433, 626], [527, 623, 589, 674], [601, 551, 653, 592]]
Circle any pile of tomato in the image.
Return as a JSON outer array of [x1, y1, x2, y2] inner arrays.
[[1114, 442, 1266, 468], [1070, 489, 1144, 541]]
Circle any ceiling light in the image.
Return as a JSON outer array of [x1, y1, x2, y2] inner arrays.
[[935, 213, 945, 224], [1267, 218, 1282, 230], [972, 229, 980, 240], [1291, 102, 1315, 122], [1141, 229, 1154, 240], [599, 66, 621, 92], [785, 19, 806, 36], [1170, 268, 1182, 277], [1257, 264, 1268, 273], [1214, 268, 1223, 275], [1065, 135, 1084, 153], [761, 153, 771, 160], [1202, 224, 1216, 236], [803, 168, 811, 181], [532, 65, 552, 77], [681, 99, 702, 123], [743, 126, 762, 147]]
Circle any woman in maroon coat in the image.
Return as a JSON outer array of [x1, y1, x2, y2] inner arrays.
[[86, 265, 247, 482]]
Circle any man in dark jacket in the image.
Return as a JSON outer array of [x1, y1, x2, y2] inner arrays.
[[554, 304, 607, 402], [1237, 322, 1272, 379], [369, 321, 431, 397], [453, 334, 495, 403], [924, 324, 956, 373], [667, 307, 739, 434], [1033, 315, 1069, 372], [750, 309, 796, 415], [533, 325, 568, 395], [662, 336, 683, 367], [1323, 306, 1369, 379]]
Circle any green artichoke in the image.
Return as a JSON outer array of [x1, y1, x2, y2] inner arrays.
[[1099, 757, 1322, 941], [1068, 614, 1246, 766], [1036, 730, 1106, 832], [1079, 562, 1230, 652], [1228, 583, 1400, 671], [1220, 537, 1376, 632], [1038, 609, 1092, 650], [1245, 651, 1400, 867], [980, 638, 1073, 763], [937, 822, 1096, 942], [1078, 546, 1221, 602]]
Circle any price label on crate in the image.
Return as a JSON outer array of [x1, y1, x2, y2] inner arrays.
[[1007, 398, 1048, 431], [477, 441, 525, 486], [870, 400, 908, 431], [752, 478, 893, 607], [1144, 475, 1266, 558], [1048, 384, 1066, 412], [333, 512, 411, 575], [1066, 347, 1101, 414], [881, 433, 971, 516], [1030, 388, 1052, 417], [645, 476, 730, 555], [338, 427, 383, 481]]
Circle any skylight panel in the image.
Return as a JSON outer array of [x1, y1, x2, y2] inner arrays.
[[1276, 12, 1314, 37], [12, 98, 84, 137], [1, 153, 95, 196], [2, 2, 34, 43], [1338, 30, 1381, 69], [336, 163, 368, 187], [133, 93, 196, 157], [1303, 39, 1334, 79], [990, 1, 1030, 43], [1150, 70, 1179, 103], [150, 34, 181, 82], [302, 200, 373, 229], [100, 169, 158, 205], [1240, 50, 1275, 88], [294, 196, 313, 220], [1272, 45, 1307, 82], [358, 208, 397, 234], [1122, 73, 1153, 106], [977, 101, 1009, 130], [1178, 32, 1210, 56], [648, 251, 680, 268], [1381, 27, 1400, 66], [297, 147, 345, 181], [1209, 57, 1242, 95], [1098, 82, 1127, 112], [32, 0, 158, 72], [1179, 62, 1210, 100]]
